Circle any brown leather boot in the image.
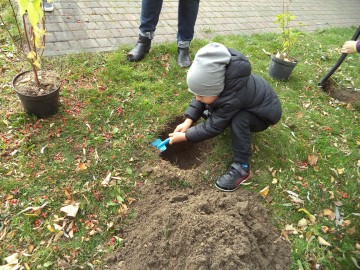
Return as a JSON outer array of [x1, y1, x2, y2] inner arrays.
[[127, 35, 151, 62]]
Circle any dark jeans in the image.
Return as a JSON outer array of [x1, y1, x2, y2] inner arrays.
[[231, 111, 270, 164], [139, 0, 200, 43]]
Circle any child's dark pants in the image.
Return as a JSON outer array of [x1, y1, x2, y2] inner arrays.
[[230, 111, 270, 164]]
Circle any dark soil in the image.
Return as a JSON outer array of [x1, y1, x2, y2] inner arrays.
[[103, 184, 292, 270], [13, 70, 60, 96], [101, 117, 292, 270], [323, 80, 360, 104], [158, 115, 216, 170]]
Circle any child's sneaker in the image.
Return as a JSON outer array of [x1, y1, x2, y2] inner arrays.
[[215, 162, 251, 192]]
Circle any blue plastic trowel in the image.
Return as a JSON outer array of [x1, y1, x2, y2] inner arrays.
[[151, 138, 170, 152]]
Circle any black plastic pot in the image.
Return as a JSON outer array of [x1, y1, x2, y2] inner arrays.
[[13, 71, 60, 118], [268, 55, 298, 81]]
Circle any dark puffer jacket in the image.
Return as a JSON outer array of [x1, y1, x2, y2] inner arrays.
[[185, 48, 282, 143]]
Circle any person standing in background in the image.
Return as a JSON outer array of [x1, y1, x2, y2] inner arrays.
[[127, 0, 200, 68]]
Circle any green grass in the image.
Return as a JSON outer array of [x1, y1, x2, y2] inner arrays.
[[1, 24, 360, 269]]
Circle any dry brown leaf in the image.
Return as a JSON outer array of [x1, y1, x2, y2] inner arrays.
[[302, 101, 311, 109], [64, 187, 72, 201], [305, 231, 314, 242], [334, 201, 343, 206], [259, 186, 269, 198], [101, 172, 112, 186], [298, 208, 316, 223], [323, 208, 336, 220], [127, 197, 136, 204], [27, 244, 35, 253], [343, 220, 351, 227], [346, 103, 353, 111], [284, 224, 298, 234], [53, 231, 64, 242], [297, 218, 308, 227], [295, 111, 303, 119], [60, 202, 80, 217], [337, 168, 345, 175], [76, 162, 87, 171], [4, 253, 19, 264], [318, 236, 331, 246], [118, 204, 128, 217], [289, 195, 304, 205], [281, 230, 289, 241], [346, 226, 356, 235], [321, 226, 329, 233], [308, 154, 319, 167]]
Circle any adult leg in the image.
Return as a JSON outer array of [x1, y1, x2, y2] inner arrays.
[[177, 0, 200, 67], [128, 0, 163, 62], [215, 111, 270, 192]]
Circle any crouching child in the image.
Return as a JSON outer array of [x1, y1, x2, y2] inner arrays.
[[169, 42, 282, 192]]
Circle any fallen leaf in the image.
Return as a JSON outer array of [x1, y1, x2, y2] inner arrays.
[[346, 104, 353, 111], [64, 187, 72, 201], [118, 204, 128, 217], [321, 226, 329, 233], [346, 226, 356, 235], [18, 202, 48, 215], [47, 225, 56, 233], [101, 172, 112, 186], [337, 168, 344, 175], [60, 202, 80, 217], [284, 224, 298, 234], [350, 257, 360, 269], [286, 190, 299, 197], [297, 218, 308, 227], [272, 178, 278, 184], [259, 186, 269, 198], [76, 162, 87, 171], [298, 208, 316, 223], [4, 253, 19, 264], [323, 208, 336, 220], [334, 201, 343, 206], [318, 236, 331, 246], [305, 231, 314, 242], [308, 154, 318, 166], [343, 220, 351, 227], [288, 195, 304, 205], [302, 101, 311, 109]]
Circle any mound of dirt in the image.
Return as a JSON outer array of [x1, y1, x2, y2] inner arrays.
[[103, 183, 292, 270], [102, 116, 291, 269]]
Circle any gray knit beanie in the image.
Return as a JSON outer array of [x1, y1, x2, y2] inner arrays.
[[187, 42, 231, 96]]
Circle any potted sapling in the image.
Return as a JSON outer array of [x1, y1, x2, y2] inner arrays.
[[0, 0, 60, 118], [268, 0, 301, 81]]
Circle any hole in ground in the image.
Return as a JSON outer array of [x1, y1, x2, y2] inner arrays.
[[157, 116, 214, 170], [323, 80, 360, 105]]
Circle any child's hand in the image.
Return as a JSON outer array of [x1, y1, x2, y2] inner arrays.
[[169, 132, 187, 144], [174, 118, 193, 133]]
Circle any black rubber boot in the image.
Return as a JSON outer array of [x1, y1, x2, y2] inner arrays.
[[177, 47, 191, 67], [127, 35, 151, 62]]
